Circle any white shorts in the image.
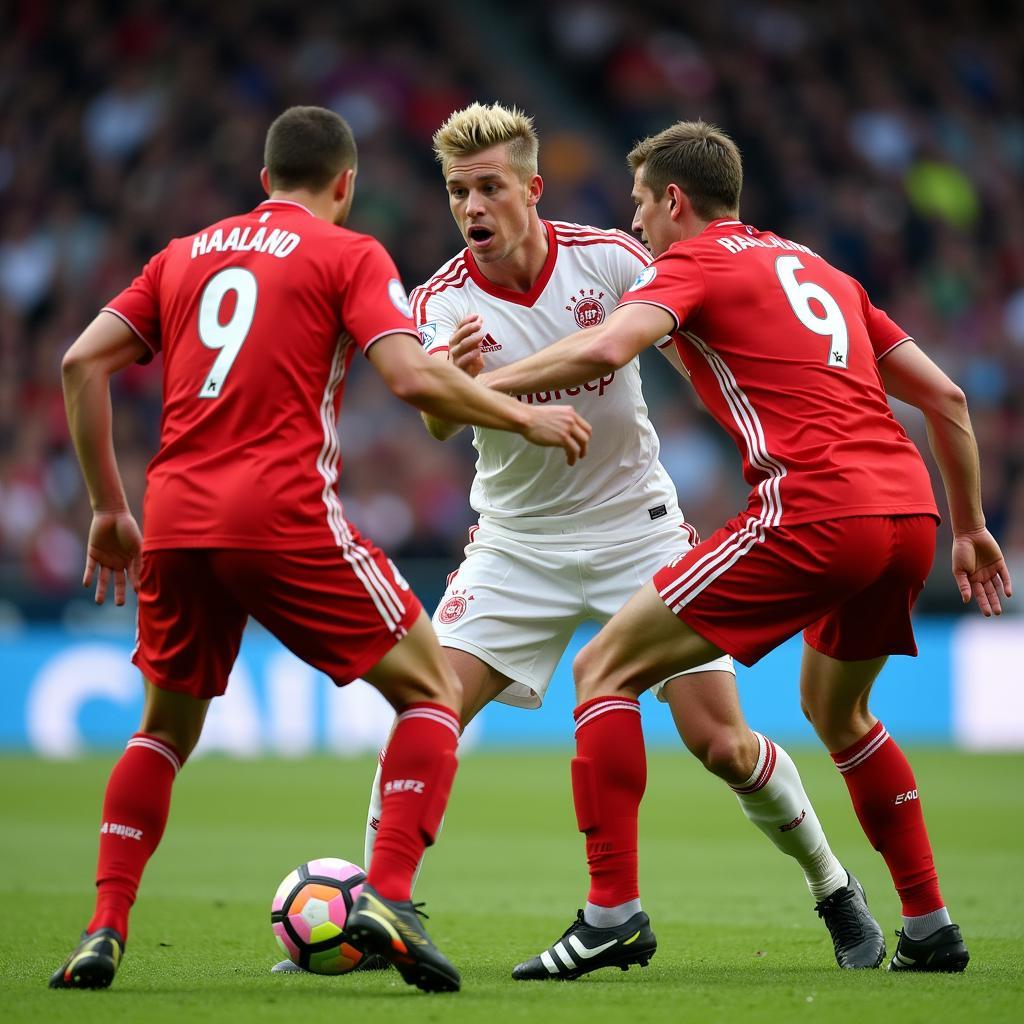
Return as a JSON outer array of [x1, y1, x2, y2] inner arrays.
[[431, 520, 735, 709]]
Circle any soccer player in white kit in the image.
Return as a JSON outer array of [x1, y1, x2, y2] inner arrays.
[[275, 103, 884, 978]]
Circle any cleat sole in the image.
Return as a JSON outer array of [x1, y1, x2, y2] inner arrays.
[[514, 946, 656, 982]]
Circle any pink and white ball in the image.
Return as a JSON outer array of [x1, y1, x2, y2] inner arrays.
[[270, 857, 367, 974]]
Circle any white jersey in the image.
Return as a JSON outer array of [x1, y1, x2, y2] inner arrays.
[[413, 220, 681, 543]]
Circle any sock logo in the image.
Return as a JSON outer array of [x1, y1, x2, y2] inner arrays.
[[894, 789, 919, 805], [779, 809, 806, 832], [101, 822, 143, 840], [369, 816, 380, 832], [384, 779, 425, 795]]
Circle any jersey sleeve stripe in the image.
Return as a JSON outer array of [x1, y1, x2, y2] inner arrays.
[[618, 298, 681, 331], [361, 328, 420, 354], [412, 258, 469, 323], [875, 336, 913, 361], [101, 306, 157, 354]]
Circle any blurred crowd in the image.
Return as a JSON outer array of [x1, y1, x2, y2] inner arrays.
[[1, 0, 1021, 618]]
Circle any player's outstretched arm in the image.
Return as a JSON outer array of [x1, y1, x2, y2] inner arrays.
[[479, 303, 675, 396], [62, 312, 149, 605], [369, 332, 592, 464], [421, 314, 487, 442], [880, 340, 1012, 615]]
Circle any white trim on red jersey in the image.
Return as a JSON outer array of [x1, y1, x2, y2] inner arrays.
[[316, 337, 407, 634], [657, 328, 789, 611]]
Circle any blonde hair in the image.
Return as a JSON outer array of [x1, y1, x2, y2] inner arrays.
[[433, 102, 539, 181], [628, 120, 742, 219]]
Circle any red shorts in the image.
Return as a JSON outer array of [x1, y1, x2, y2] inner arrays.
[[653, 513, 937, 666], [132, 538, 422, 699]]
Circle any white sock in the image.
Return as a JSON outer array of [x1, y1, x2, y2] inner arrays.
[[903, 906, 952, 939], [732, 733, 848, 902], [584, 899, 643, 928], [363, 747, 386, 870], [364, 743, 440, 896]]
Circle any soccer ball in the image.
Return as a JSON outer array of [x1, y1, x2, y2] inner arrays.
[[270, 857, 367, 974]]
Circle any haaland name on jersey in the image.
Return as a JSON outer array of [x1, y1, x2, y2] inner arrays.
[[190, 225, 301, 259]]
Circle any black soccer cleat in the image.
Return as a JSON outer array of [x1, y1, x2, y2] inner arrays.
[[512, 909, 656, 981], [49, 927, 125, 989], [344, 883, 460, 993], [888, 923, 969, 973], [814, 872, 886, 969]]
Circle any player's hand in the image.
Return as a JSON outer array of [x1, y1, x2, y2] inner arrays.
[[449, 314, 486, 377], [83, 508, 143, 606], [952, 527, 1012, 616], [522, 406, 592, 465]]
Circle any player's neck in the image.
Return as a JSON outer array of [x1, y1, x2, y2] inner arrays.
[[267, 189, 333, 222], [475, 214, 549, 293]]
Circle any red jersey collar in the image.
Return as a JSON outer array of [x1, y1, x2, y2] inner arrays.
[[702, 218, 744, 233], [257, 199, 317, 218], [464, 220, 558, 307]]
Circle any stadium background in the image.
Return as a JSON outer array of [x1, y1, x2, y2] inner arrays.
[[1, 0, 1022, 756]]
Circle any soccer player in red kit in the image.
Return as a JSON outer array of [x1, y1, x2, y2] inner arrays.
[[49, 106, 590, 994], [482, 120, 1011, 974]]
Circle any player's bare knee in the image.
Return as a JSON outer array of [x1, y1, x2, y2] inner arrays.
[[397, 666, 461, 710], [699, 731, 753, 786], [572, 644, 601, 701]]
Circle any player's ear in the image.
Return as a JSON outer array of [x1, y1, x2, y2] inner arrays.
[[260, 167, 271, 197], [527, 174, 543, 208], [335, 166, 356, 203], [666, 184, 687, 221]]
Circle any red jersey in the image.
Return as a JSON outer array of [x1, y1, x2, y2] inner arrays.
[[105, 199, 418, 550], [619, 219, 938, 526]]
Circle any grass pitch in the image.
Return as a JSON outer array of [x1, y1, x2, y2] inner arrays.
[[2, 748, 1022, 1023]]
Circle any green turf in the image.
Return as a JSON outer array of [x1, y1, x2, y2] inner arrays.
[[1, 749, 1022, 1023]]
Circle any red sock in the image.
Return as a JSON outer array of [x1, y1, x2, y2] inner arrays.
[[368, 703, 459, 901], [572, 697, 646, 907], [832, 721, 943, 915], [87, 733, 183, 938]]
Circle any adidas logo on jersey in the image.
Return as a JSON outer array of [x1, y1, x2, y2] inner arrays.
[[480, 333, 502, 352]]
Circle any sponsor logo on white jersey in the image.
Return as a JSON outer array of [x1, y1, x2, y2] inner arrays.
[[480, 333, 502, 352], [514, 373, 616, 404], [418, 321, 438, 346]]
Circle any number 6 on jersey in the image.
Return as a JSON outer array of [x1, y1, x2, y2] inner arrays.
[[198, 267, 258, 398], [775, 255, 849, 369]]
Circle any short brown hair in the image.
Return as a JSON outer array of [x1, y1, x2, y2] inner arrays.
[[628, 121, 742, 220], [433, 102, 539, 182], [264, 106, 357, 191]]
